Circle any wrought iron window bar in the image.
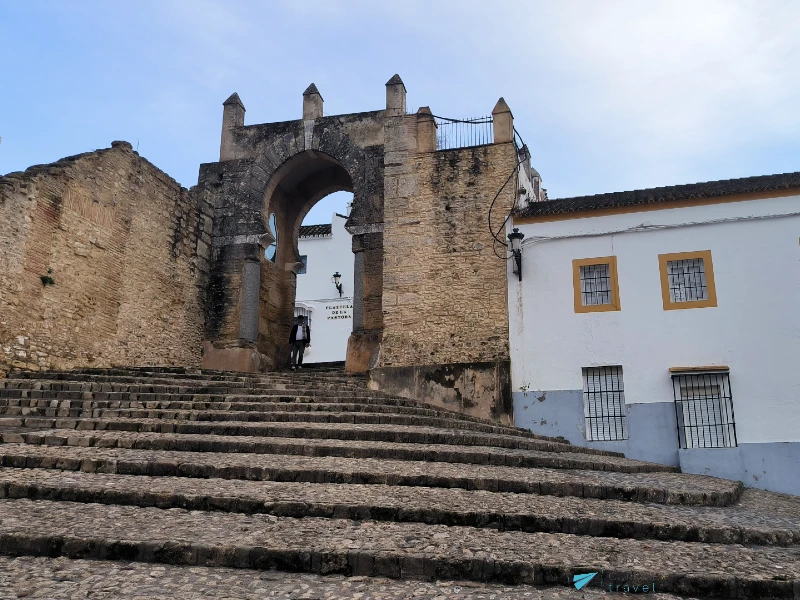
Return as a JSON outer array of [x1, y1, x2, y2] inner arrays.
[[672, 372, 737, 448], [583, 366, 628, 441]]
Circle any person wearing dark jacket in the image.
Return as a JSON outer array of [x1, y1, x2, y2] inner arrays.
[[288, 315, 311, 370]]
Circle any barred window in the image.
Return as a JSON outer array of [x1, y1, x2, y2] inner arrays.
[[582, 366, 628, 441], [580, 264, 612, 306], [659, 250, 717, 310], [672, 371, 736, 448], [667, 258, 707, 303], [297, 255, 307, 275], [572, 257, 620, 313]]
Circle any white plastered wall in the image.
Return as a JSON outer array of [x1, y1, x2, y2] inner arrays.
[[295, 213, 354, 363], [508, 194, 800, 444]]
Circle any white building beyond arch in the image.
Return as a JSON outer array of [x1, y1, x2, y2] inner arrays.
[[293, 212, 354, 363]]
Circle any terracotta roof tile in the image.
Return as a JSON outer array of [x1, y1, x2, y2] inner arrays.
[[515, 171, 800, 218]]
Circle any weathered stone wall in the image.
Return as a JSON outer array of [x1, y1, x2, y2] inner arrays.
[[0, 142, 211, 376], [381, 142, 517, 367]]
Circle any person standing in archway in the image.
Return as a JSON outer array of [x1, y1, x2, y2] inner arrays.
[[289, 315, 311, 370]]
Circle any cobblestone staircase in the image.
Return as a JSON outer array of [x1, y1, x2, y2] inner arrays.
[[0, 366, 798, 599]]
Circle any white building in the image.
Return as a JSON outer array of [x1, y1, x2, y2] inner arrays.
[[294, 212, 354, 364], [507, 174, 800, 495]]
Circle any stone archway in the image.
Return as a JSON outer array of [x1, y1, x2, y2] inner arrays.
[[198, 85, 388, 373]]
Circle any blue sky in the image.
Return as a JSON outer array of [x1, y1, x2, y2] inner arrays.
[[2, 1, 799, 224]]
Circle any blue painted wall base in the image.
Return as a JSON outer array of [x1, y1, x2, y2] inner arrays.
[[513, 391, 800, 496], [679, 444, 800, 496]]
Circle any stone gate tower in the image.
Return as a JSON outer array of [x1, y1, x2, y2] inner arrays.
[[198, 76, 525, 423]]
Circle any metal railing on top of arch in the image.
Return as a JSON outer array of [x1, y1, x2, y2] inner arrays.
[[435, 115, 493, 151]]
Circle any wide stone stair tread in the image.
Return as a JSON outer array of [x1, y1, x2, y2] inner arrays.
[[8, 371, 369, 388], [0, 556, 703, 600], [0, 416, 617, 455], [0, 468, 794, 545], [3, 397, 471, 417], [2, 499, 799, 598], [0, 401, 546, 440], [1, 391, 543, 437], [0, 367, 795, 597], [0, 406, 534, 437], [0, 444, 740, 505], [2, 380, 376, 396], [2, 381, 547, 437], [0, 428, 677, 474]]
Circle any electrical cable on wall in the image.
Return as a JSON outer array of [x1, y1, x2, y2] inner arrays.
[[486, 127, 530, 260], [428, 114, 531, 261]]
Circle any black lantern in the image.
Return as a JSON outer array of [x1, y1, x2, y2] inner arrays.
[[332, 271, 343, 297], [507, 228, 524, 281]]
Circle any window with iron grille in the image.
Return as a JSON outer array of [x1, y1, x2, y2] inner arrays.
[[672, 372, 737, 448], [582, 366, 628, 441], [580, 264, 612, 306], [667, 258, 707, 302], [572, 256, 620, 313], [297, 255, 307, 275], [658, 250, 717, 310]]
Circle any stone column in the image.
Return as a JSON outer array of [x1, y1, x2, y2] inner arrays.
[[220, 93, 245, 161]]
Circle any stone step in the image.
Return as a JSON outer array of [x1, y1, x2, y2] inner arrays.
[[0, 387, 433, 407], [0, 417, 618, 456], [0, 556, 699, 600], [62, 366, 355, 380], [0, 468, 789, 544], [9, 370, 369, 388], [1, 378, 374, 395], [0, 444, 736, 505], [2, 397, 457, 417], [0, 429, 686, 476], [0, 405, 542, 439], [0, 393, 547, 441], [1, 499, 797, 598]]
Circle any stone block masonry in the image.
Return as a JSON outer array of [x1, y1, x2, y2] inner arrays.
[[373, 137, 518, 423], [381, 143, 517, 368], [0, 142, 212, 376]]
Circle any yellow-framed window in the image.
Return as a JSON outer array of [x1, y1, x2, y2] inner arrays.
[[658, 250, 717, 310], [572, 256, 621, 313]]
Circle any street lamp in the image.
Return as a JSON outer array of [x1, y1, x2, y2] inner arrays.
[[332, 271, 343, 297], [507, 228, 524, 281]]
